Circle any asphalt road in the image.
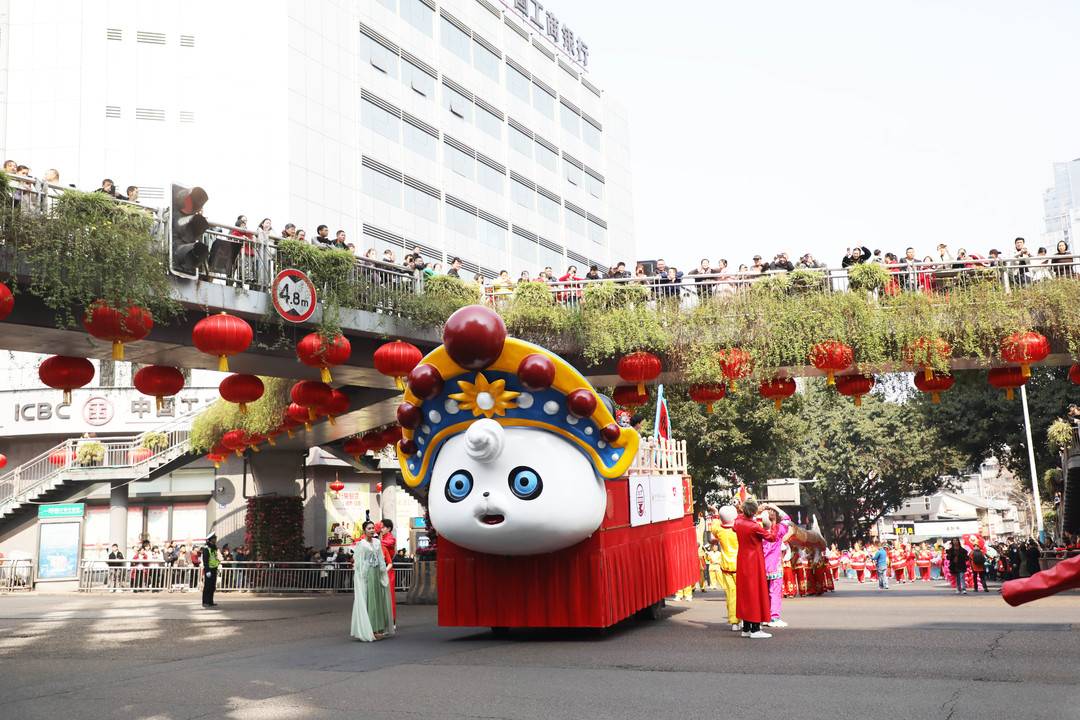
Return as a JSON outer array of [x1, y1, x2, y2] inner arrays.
[[1, 579, 1077, 720]]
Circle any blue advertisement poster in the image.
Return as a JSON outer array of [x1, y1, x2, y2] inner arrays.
[[37, 522, 81, 580]]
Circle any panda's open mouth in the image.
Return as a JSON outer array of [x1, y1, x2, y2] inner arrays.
[[480, 514, 505, 525]]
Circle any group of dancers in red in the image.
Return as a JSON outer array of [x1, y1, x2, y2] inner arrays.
[[781, 547, 836, 597], [844, 542, 937, 583]]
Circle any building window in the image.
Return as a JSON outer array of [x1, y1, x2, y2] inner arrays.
[[404, 122, 437, 160], [478, 162, 504, 194], [476, 104, 502, 140], [512, 234, 538, 266], [440, 17, 471, 63], [506, 62, 531, 102], [363, 166, 402, 207], [446, 203, 477, 240], [511, 178, 534, 209], [474, 39, 500, 83], [362, 34, 398, 79], [588, 218, 606, 245], [534, 141, 557, 172], [509, 124, 532, 158], [538, 193, 561, 223], [560, 103, 580, 137], [403, 58, 435, 98], [401, 0, 434, 36], [443, 85, 472, 122], [564, 161, 582, 187], [361, 98, 401, 142], [586, 173, 604, 200], [583, 117, 602, 151], [479, 216, 506, 251], [405, 186, 439, 222], [566, 207, 586, 236], [532, 82, 555, 119], [445, 143, 475, 179]]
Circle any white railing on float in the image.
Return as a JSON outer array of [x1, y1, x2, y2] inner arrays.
[[630, 437, 687, 476], [0, 411, 197, 514]]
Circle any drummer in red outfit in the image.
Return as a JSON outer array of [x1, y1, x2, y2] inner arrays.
[[916, 545, 932, 581], [734, 499, 782, 638], [904, 544, 917, 582]]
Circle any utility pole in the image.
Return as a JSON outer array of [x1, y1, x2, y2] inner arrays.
[[1019, 384, 1044, 537]]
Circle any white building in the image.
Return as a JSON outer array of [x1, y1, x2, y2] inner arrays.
[[1043, 159, 1080, 251], [0, 0, 635, 278]]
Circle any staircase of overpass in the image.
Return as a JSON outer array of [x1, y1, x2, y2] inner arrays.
[[0, 412, 200, 531]]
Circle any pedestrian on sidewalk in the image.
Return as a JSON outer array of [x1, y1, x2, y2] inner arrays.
[[947, 539, 969, 594], [970, 544, 989, 592], [201, 534, 220, 608]]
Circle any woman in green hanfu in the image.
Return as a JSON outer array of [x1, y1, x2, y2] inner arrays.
[[350, 520, 394, 641]]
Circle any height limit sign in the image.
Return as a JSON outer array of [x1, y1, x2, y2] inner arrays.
[[271, 268, 317, 323]]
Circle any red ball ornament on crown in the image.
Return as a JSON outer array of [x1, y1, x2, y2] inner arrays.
[[329, 478, 345, 493], [133, 365, 184, 411], [397, 402, 421, 429], [443, 305, 508, 370], [913, 371, 955, 404], [296, 332, 351, 384], [291, 380, 332, 421], [408, 363, 444, 401], [192, 312, 253, 372], [688, 383, 726, 413], [717, 348, 752, 393], [82, 301, 153, 361], [904, 337, 952, 381], [39, 355, 95, 405], [988, 366, 1027, 401], [567, 389, 598, 418], [219, 373, 264, 414], [321, 388, 350, 426], [1070, 363, 1080, 386], [809, 340, 853, 386], [618, 351, 662, 394], [518, 353, 556, 391], [759, 377, 796, 410], [1000, 331, 1049, 379], [286, 402, 313, 431], [835, 374, 874, 407], [612, 385, 649, 408], [374, 340, 423, 391], [0, 281, 15, 321]]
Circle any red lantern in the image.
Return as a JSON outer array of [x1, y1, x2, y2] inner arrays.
[[321, 389, 350, 426], [613, 385, 649, 408], [39, 355, 95, 404], [905, 337, 952, 381], [618, 351, 662, 394], [0, 454, 6, 469], [914, 371, 955, 404], [192, 312, 253, 372], [130, 447, 154, 463], [759, 377, 797, 410], [221, 429, 249, 457], [716, 348, 752, 392], [362, 431, 385, 450], [48, 449, 75, 466], [82, 301, 153, 361], [688, 384, 726, 413], [329, 477, 345, 493], [1070, 364, 1080, 386], [219, 373, 265, 414], [375, 482, 383, 493], [246, 433, 267, 452], [374, 340, 423, 390], [286, 402, 313, 431], [835, 374, 874, 407], [297, 332, 352, 383], [343, 437, 367, 460], [381, 426, 403, 446], [291, 380, 332, 421], [1000, 331, 1049, 378], [0, 281, 14, 321], [988, 366, 1027, 401], [133, 365, 184, 411], [207, 452, 226, 469], [809, 341, 853, 386]]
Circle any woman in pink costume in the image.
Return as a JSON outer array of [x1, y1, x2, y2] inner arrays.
[[761, 504, 793, 628]]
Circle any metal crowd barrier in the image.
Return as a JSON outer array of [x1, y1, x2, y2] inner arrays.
[[0, 559, 33, 592], [77, 559, 415, 595]]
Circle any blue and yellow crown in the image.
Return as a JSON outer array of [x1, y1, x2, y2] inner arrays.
[[395, 330, 639, 489]]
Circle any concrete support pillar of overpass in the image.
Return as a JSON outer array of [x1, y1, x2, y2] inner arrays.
[[378, 468, 399, 527], [109, 479, 129, 550], [247, 451, 305, 496]]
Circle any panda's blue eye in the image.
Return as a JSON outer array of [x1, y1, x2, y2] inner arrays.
[[508, 466, 542, 500], [445, 470, 473, 503]]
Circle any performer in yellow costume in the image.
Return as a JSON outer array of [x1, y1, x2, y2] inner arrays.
[[711, 505, 740, 631]]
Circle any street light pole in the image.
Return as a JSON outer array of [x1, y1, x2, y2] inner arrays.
[[1019, 384, 1044, 537]]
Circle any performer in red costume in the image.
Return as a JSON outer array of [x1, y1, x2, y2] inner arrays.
[[916, 545, 932, 581], [1002, 554, 1080, 606], [782, 545, 797, 597], [904, 543, 917, 582], [734, 499, 781, 638], [379, 520, 397, 623], [826, 545, 841, 582], [851, 544, 867, 583]]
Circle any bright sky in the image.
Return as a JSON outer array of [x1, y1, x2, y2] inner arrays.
[[571, 1, 1080, 271]]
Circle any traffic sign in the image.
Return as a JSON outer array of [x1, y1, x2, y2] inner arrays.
[[271, 269, 317, 323]]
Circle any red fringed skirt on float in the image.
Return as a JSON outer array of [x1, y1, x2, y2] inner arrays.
[[436, 478, 699, 628]]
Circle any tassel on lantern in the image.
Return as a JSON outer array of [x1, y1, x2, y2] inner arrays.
[[826, 370, 835, 386], [239, 402, 248, 414], [287, 429, 296, 438], [924, 366, 933, 381], [854, 395, 862, 407], [326, 415, 336, 426], [774, 398, 782, 411], [112, 340, 124, 361], [250, 444, 261, 453], [321, 367, 332, 383], [63, 390, 72, 405], [932, 392, 941, 404], [218, 355, 228, 372], [304, 421, 312, 431], [1006, 388, 1015, 401], [1021, 363, 1031, 379], [395, 376, 405, 391], [267, 435, 276, 446]]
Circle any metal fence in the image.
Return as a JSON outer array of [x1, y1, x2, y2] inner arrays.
[[77, 559, 416, 594], [0, 559, 33, 592]]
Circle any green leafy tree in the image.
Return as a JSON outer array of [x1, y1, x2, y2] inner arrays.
[[793, 385, 963, 544]]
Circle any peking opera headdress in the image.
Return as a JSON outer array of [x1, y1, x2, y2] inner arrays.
[[394, 305, 640, 489]]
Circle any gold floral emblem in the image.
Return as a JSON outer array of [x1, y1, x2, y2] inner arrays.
[[449, 373, 520, 418]]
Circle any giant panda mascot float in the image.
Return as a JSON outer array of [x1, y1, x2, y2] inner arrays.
[[395, 305, 698, 628]]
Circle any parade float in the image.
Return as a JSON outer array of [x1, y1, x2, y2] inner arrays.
[[395, 305, 699, 629]]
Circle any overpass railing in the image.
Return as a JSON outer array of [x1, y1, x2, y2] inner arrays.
[[0, 558, 33, 591]]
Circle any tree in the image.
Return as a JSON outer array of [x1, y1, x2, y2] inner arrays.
[[666, 385, 806, 505], [794, 384, 963, 545]]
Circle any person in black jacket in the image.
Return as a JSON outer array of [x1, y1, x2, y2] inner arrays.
[[201, 534, 220, 608], [841, 246, 871, 268], [107, 544, 125, 591], [946, 538, 969, 594]]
